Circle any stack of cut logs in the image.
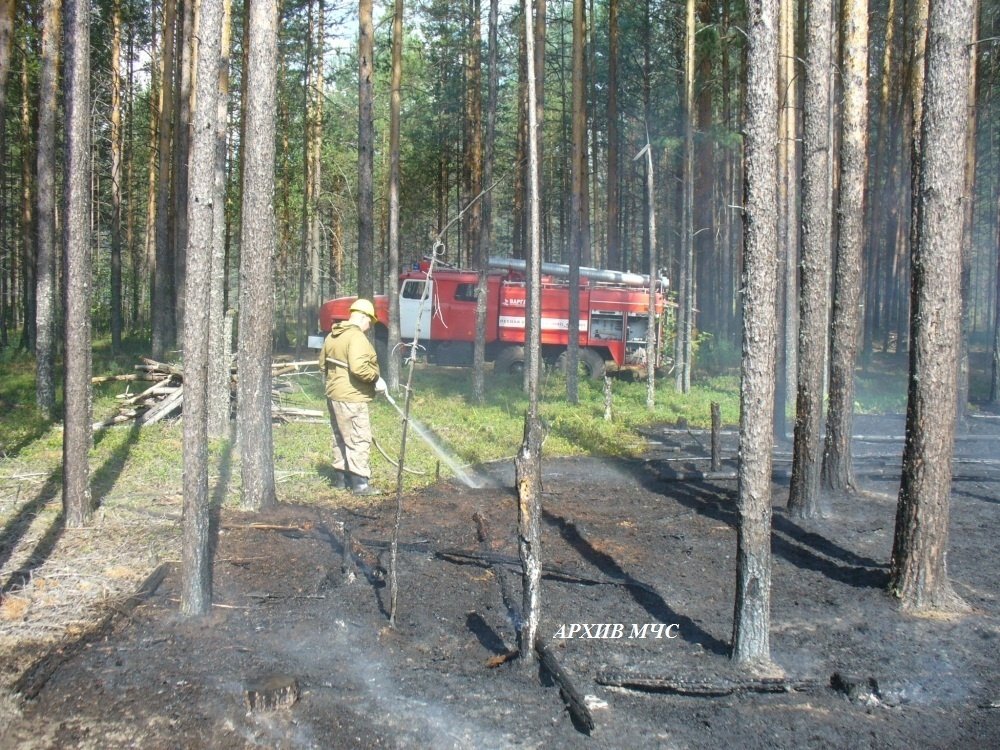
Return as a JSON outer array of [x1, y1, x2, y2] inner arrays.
[[91, 358, 324, 431]]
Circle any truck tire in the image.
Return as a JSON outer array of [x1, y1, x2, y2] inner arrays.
[[494, 345, 526, 376], [556, 348, 606, 380]]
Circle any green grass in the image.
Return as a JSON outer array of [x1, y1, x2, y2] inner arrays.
[[9, 339, 964, 511]]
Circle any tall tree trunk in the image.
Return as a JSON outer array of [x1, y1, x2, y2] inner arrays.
[[207, 0, 232, 439], [182, 0, 225, 616], [357, 0, 375, 299], [605, 0, 620, 271], [152, 0, 178, 358], [898, 0, 930, 358], [863, 0, 900, 362], [567, 0, 588, 404], [110, 0, 124, 352], [387, 0, 403, 392], [956, 5, 979, 428], [822, 0, 869, 492], [62, 0, 93, 528], [143, 0, 162, 338], [18, 47, 35, 353], [35, 0, 60, 415], [676, 0, 696, 393], [172, 0, 195, 338], [732, 0, 779, 672], [474, 0, 499, 403], [518, 0, 544, 662], [694, 0, 715, 338], [0, 0, 14, 126], [788, 0, 834, 519], [237, 0, 278, 512], [34, 0, 60, 415], [775, 0, 798, 440], [464, 0, 483, 346], [890, 0, 974, 614]]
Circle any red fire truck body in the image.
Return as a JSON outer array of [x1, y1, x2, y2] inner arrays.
[[317, 257, 668, 377]]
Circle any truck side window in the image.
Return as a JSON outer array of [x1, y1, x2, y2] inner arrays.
[[401, 280, 426, 300], [454, 283, 477, 302]]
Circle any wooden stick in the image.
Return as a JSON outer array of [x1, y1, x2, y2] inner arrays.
[[595, 669, 818, 696], [537, 639, 595, 732]]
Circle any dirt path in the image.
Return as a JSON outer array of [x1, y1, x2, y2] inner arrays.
[[1, 416, 998, 748]]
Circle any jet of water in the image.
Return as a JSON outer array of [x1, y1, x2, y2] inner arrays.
[[381, 391, 482, 489]]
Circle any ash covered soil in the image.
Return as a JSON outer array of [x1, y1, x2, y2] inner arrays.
[[2, 415, 999, 749]]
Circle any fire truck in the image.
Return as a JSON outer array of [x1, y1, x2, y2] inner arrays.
[[316, 256, 669, 379]]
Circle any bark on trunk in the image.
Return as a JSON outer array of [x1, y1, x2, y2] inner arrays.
[[889, 0, 973, 614], [732, 0, 779, 672], [237, 0, 278, 512], [34, 0, 60, 415], [822, 0, 869, 493], [357, 0, 375, 299], [182, 0, 225, 616], [62, 0, 93, 528], [788, 0, 834, 519]]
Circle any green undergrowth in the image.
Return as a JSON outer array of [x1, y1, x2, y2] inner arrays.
[[2, 336, 943, 513]]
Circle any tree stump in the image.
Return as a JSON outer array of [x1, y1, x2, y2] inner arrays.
[[243, 674, 299, 713]]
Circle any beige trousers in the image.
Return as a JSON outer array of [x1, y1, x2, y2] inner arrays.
[[327, 399, 373, 478]]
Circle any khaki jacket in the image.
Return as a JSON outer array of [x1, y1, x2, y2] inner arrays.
[[318, 323, 380, 402]]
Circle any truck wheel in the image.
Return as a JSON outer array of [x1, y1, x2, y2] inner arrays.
[[556, 348, 606, 380], [494, 345, 526, 376]]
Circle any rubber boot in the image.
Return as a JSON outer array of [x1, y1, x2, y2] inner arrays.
[[332, 469, 350, 490], [349, 472, 380, 496]]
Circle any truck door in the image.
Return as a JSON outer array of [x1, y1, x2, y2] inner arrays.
[[399, 279, 434, 340]]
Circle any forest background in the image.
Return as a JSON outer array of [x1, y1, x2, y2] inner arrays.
[[0, 0, 998, 391]]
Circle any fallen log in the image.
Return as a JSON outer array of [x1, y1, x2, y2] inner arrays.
[[595, 669, 819, 696], [139, 386, 184, 425], [91, 373, 163, 384], [537, 639, 595, 733]]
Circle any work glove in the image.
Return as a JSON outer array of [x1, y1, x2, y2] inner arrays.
[[375, 377, 388, 394]]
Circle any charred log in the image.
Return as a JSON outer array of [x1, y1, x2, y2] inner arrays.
[[596, 669, 818, 696], [536, 639, 595, 733]]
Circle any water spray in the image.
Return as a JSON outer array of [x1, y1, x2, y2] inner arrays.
[[380, 389, 482, 489]]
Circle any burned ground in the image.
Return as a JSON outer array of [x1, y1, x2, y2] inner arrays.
[[1, 415, 999, 749]]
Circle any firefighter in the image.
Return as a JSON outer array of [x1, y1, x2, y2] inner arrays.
[[318, 298, 387, 495]]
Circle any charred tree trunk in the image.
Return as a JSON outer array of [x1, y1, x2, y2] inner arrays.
[[822, 0, 869, 493], [889, 0, 973, 614], [732, 0, 779, 672], [518, 0, 544, 662], [788, 0, 834, 519], [62, 0, 93, 528]]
